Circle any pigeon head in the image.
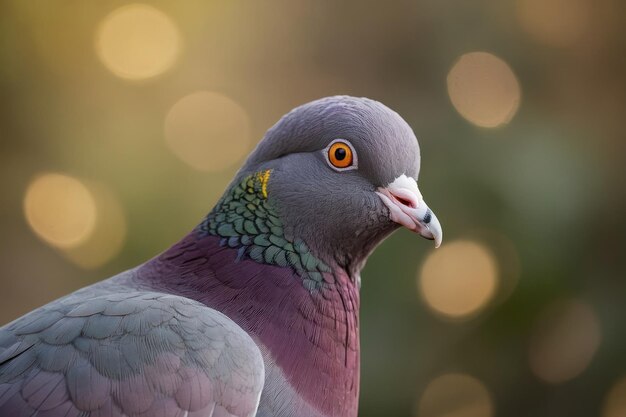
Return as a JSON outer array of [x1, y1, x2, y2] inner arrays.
[[210, 96, 442, 278]]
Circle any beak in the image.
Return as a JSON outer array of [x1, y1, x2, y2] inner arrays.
[[376, 175, 443, 248]]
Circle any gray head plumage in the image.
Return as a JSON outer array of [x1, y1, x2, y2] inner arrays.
[[244, 96, 421, 185], [232, 95, 441, 277]]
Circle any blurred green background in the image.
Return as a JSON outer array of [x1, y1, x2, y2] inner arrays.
[[1, 1, 625, 416]]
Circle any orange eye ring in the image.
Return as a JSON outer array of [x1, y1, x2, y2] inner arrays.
[[327, 141, 354, 169]]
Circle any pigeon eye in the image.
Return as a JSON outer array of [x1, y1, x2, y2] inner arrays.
[[326, 140, 356, 170]]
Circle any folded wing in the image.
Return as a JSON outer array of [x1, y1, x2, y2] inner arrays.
[[0, 291, 264, 417]]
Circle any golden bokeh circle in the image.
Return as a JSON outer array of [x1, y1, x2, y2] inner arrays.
[[164, 91, 251, 171], [24, 173, 97, 249], [419, 240, 498, 320], [95, 4, 181, 80], [469, 229, 521, 306], [528, 299, 601, 384], [62, 183, 127, 269], [417, 373, 494, 417], [603, 376, 626, 417], [447, 52, 521, 128], [517, 0, 590, 47]]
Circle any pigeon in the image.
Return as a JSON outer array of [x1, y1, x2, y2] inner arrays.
[[0, 96, 442, 417]]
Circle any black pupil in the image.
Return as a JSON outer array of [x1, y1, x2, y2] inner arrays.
[[334, 147, 347, 161]]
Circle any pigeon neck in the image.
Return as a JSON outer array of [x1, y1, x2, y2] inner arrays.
[[198, 171, 338, 290], [135, 231, 360, 417], [134, 174, 362, 416]]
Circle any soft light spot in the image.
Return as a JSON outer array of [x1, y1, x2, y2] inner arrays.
[[164, 91, 251, 171], [96, 4, 181, 80], [62, 183, 127, 269], [529, 299, 601, 384], [24, 173, 97, 249], [447, 52, 521, 128], [517, 0, 590, 47], [419, 240, 498, 320], [471, 230, 521, 306], [417, 373, 494, 417], [603, 376, 626, 417]]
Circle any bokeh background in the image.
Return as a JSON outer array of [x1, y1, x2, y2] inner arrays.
[[1, 1, 625, 416]]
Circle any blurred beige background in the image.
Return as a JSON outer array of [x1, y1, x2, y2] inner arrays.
[[0, 1, 625, 416]]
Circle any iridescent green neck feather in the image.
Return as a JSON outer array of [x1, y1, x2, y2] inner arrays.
[[200, 171, 330, 290]]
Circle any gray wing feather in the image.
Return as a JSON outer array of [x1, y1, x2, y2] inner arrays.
[[0, 291, 265, 417]]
